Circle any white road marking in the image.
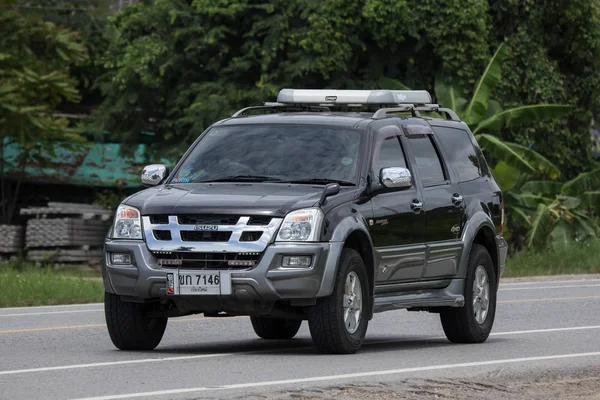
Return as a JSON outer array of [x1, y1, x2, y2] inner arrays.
[[0, 303, 102, 311], [0, 353, 235, 376], [69, 351, 600, 400], [500, 279, 600, 286], [499, 284, 600, 291], [1, 325, 599, 377], [0, 309, 103, 317]]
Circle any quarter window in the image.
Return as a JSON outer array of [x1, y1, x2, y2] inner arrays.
[[434, 127, 482, 182], [408, 136, 446, 186]]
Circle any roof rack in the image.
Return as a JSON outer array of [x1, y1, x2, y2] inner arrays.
[[372, 104, 460, 121], [229, 89, 461, 121], [231, 103, 331, 118]]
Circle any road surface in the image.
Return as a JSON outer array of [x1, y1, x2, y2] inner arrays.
[[1, 275, 599, 400]]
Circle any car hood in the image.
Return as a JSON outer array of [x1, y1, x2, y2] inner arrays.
[[124, 183, 336, 217]]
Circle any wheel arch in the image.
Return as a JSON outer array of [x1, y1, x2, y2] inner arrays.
[[460, 212, 500, 284], [319, 216, 376, 320]]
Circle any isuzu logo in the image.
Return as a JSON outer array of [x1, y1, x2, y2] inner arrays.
[[194, 225, 219, 231]]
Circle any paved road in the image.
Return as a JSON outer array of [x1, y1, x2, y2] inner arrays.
[[1, 276, 599, 400]]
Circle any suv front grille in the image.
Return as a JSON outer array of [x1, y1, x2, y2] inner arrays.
[[177, 215, 240, 225], [153, 230, 172, 241], [240, 231, 263, 242], [155, 252, 262, 270], [248, 216, 273, 225], [180, 231, 232, 242], [149, 215, 169, 224]]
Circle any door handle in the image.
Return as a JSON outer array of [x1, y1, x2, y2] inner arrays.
[[410, 200, 423, 213], [451, 194, 463, 205]]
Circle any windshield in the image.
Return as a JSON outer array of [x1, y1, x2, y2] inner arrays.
[[170, 124, 362, 185]]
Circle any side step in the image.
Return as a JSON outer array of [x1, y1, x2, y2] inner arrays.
[[373, 279, 465, 313]]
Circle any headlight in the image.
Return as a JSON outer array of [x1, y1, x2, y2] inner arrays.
[[276, 208, 323, 242], [112, 205, 143, 239]]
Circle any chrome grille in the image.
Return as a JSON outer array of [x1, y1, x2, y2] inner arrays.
[[142, 215, 283, 254], [180, 231, 232, 242]]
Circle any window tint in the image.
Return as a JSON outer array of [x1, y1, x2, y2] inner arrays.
[[408, 136, 446, 186], [373, 136, 408, 175], [434, 127, 482, 182]]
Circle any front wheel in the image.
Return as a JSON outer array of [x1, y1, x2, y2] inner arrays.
[[250, 316, 302, 339], [104, 292, 168, 350], [308, 248, 369, 354], [440, 244, 497, 343]]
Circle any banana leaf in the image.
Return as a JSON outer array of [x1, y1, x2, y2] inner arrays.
[[580, 191, 600, 212], [490, 161, 521, 191], [463, 43, 507, 125], [556, 195, 582, 210], [473, 104, 572, 134], [526, 203, 555, 249], [562, 168, 600, 195], [434, 77, 467, 115], [520, 180, 563, 196], [505, 142, 561, 179], [508, 206, 532, 227], [475, 134, 536, 175], [519, 193, 554, 208], [550, 220, 575, 249]]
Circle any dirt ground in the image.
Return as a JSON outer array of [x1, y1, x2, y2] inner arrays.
[[238, 366, 600, 400]]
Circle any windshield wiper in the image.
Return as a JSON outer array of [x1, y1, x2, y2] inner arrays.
[[285, 178, 355, 186], [201, 175, 284, 183]]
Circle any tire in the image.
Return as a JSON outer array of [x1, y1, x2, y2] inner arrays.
[[104, 292, 168, 350], [250, 316, 302, 339], [440, 244, 497, 343], [308, 248, 369, 354]]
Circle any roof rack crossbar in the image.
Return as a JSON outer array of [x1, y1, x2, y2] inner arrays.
[[414, 105, 460, 121], [371, 106, 417, 120], [231, 103, 331, 118]]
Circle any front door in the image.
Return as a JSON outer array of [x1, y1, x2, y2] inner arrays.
[[369, 130, 426, 285]]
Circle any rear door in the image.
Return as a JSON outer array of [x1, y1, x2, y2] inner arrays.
[[402, 126, 464, 280], [369, 126, 426, 285]]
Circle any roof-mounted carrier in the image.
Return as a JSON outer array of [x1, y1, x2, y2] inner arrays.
[[231, 89, 460, 121]]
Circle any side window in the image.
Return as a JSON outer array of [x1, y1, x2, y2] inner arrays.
[[408, 136, 446, 186], [373, 136, 408, 176], [434, 126, 482, 182]]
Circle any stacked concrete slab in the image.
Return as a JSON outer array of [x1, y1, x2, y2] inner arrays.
[[21, 202, 113, 265], [0, 225, 23, 256]]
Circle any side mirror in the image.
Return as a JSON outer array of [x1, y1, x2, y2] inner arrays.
[[318, 183, 341, 206], [141, 164, 169, 186], [380, 167, 412, 189]]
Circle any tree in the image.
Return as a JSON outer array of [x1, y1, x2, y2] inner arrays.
[[0, 8, 88, 224]]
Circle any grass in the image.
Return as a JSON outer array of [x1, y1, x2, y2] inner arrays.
[[0, 265, 103, 308], [503, 240, 600, 277]]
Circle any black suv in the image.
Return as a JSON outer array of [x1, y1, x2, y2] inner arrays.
[[103, 89, 508, 354]]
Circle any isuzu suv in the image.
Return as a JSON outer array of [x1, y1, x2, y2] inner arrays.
[[103, 89, 508, 354]]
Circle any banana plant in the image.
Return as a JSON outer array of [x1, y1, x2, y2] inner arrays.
[[378, 43, 600, 250]]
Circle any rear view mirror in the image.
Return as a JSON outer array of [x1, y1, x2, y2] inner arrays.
[[380, 167, 412, 189], [141, 164, 169, 186]]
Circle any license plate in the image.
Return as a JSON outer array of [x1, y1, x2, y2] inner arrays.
[[166, 270, 232, 295]]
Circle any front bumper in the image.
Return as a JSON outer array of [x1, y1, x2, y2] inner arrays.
[[102, 239, 343, 302]]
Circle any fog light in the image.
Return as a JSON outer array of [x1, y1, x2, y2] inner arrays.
[[282, 256, 312, 268], [111, 253, 132, 265]]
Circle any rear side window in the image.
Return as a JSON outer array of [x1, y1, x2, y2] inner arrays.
[[407, 136, 446, 186], [373, 136, 408, 174], [434, 126, 482, 182]]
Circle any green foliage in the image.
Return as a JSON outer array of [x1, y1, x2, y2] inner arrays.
[[0, 9, 88, 224], [93, 0, 491, 157]]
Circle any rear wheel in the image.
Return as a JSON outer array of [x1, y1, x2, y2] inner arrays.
[[104, 292, 168, 350], [250, 316, 302, 339], [440, 244, 497, 343], [308, 248, 369, 354]]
